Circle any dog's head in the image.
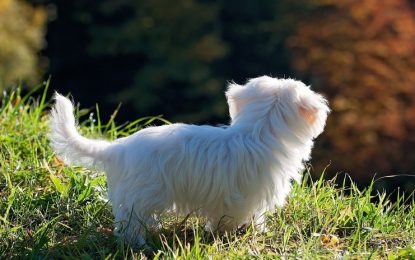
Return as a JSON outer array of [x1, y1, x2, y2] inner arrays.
[[226, 76, 330, 139]]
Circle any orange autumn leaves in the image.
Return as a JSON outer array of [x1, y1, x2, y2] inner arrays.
[[288, 0, 415, 179]]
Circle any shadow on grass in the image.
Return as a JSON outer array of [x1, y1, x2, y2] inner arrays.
[[20, 216, 252, 259]]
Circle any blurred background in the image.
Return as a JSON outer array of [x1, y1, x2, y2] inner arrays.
[[1, 0, 415, 194]]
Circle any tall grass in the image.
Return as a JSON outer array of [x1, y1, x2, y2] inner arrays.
[[0, 84, 414, 258]]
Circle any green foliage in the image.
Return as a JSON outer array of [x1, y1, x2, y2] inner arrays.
[[0, 0, 47, 90], [33, 0, 312, 123], [86, 0, 228, 122], [0, 87, 414, 258]]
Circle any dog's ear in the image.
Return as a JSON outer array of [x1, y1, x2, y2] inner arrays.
[[297, 94, 324, 125], [226, 83, 244, 120], [299, 106, 317, 124]]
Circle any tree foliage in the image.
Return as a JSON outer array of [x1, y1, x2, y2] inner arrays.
[[86, 0, 228, 122], [288, 0, 415, 179], [38, 0, 301, 123], [0, 0, 47, 90]]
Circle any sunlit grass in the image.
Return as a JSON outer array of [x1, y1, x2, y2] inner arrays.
[[0, 84, 414, 258]]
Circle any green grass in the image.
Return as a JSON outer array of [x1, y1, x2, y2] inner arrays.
[[1, 84, 414, 259]]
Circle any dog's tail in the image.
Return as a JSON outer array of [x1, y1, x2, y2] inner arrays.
[[49, 93, 111, 168]]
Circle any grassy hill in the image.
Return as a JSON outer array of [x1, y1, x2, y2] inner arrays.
[[0, 84, 414, 259]]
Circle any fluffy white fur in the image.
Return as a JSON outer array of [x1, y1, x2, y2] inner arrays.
[[49, 76, 329, 245]]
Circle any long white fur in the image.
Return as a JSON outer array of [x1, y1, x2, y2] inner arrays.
[[49, 76, 330, 245]]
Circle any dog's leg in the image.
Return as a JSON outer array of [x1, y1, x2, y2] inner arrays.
[[253, 213, 269, 233], [113, 206, 151, 246], [205, 214, 240, 233]]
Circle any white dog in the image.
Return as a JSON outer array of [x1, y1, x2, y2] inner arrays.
[[49, 76, 329, 245]]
